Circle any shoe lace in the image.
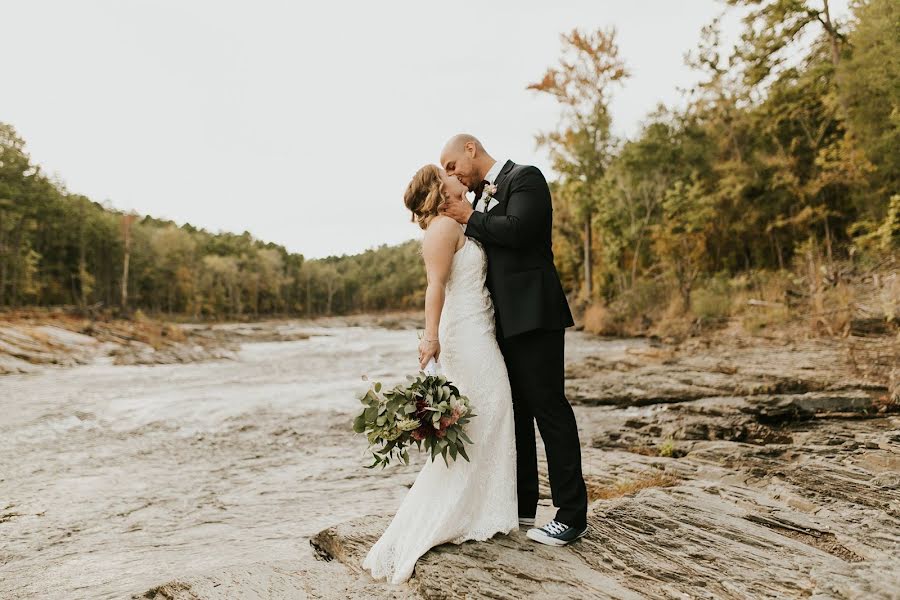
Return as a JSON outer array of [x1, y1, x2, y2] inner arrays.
[[543, 520, 568, 535]]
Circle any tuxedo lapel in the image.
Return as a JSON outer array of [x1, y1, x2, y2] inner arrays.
[[473, 161, 515, 213], [487, 160, 515, 212], [494, 160, 515, 189]]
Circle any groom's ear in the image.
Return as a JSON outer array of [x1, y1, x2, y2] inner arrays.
[[465, 141, 477, 158]]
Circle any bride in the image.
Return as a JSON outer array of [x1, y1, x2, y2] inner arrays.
[[361, 164, 518, 584]]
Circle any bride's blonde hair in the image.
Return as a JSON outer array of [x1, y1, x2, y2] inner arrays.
[[404, 164, 446, 230]]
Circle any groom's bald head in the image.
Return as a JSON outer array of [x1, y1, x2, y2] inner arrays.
[[440, 133, 494, 193], [442, 133, 483, 156]]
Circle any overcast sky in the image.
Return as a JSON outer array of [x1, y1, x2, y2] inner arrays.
[[3, 1, 849, 258]]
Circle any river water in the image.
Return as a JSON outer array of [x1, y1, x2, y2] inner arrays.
[[0, 324, 635, 599]]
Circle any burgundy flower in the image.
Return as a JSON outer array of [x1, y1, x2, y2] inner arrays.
[[412, 425, 430, 441]]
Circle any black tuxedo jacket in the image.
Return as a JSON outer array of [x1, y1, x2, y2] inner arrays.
[[464, 160, 574, 339]]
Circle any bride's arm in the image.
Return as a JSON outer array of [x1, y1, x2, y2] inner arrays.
[[418, 216, 460, 369]]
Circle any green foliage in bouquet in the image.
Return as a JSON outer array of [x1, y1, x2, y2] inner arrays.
[[352, 372, 476, 469]]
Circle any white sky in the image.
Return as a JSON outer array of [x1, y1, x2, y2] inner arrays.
[[3, 1, 849, 258]]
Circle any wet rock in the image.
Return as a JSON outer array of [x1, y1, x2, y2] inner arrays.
[[566, 339, 887, 407], [138, 557, 412, 600], [741, 391, 883, 422], [311, 476, 899, 599], [311, 514, 640, 599]]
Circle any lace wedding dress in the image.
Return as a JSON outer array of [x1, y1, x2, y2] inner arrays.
[[362, 233, 518, 584]]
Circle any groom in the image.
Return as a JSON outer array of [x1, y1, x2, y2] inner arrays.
[[438, 134, 588, 546]]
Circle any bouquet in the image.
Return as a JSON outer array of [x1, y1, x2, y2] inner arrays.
[[352, 366, 476, 468]]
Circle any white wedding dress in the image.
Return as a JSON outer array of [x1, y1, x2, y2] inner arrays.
[[362, 232, 518, 584]]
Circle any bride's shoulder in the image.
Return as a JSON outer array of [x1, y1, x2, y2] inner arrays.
[[422, 216, 463, 255], [424, 215, 463, 238]]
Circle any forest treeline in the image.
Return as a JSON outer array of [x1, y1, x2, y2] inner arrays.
[[0, 0, 897, 325], [0, 138, 424, 317], [537, 0, 898, 335]]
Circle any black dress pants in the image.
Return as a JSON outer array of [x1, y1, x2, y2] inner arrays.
[[498, 327, 588, 529]]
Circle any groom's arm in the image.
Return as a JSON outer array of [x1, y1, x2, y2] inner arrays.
[[464, 167, 550, 250]]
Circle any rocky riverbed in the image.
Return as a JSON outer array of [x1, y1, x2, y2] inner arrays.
[[305, 332, 900, 600], [2, 316, 897, 599], [0, 310, 422, 375]]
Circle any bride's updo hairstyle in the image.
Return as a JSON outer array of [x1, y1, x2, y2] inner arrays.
[[404, 164, 446, 230]]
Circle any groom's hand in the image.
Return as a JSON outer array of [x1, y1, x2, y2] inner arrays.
[[440, 195, 474, 225]]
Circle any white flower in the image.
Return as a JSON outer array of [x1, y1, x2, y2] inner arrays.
[[484, 183, 498, 199], [397, 417, 421, 432]]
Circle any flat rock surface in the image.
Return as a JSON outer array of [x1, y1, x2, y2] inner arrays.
[[5, 315, 895, 599], [140, 330, 899, 599], [0, 316, 237, 373]]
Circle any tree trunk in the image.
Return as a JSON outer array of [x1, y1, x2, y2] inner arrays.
[[9, 219, 23, 306], [78, 207, 87, 308], [120, 215, 134, 311], [583, 214, 593, 300], [326, 279, 336, 315], [774, 234, 784, 271], [252, 274, 259, 317], [631, 236, 643, 289], [0, 209, 7, 306], [120, 249, 130, 309], [822, 0, 841, 67]]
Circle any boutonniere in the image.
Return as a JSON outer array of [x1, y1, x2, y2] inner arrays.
[[483, 183, 498, 201]]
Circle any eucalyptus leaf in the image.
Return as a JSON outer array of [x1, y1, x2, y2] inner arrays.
[[352, 414, 366, 433], [458, 444, 470, 462]]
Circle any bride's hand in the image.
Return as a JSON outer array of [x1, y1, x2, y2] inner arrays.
[[418, 338, 440, 370]]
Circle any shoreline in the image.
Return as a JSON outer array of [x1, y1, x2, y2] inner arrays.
[[0, 309, 424, 376]]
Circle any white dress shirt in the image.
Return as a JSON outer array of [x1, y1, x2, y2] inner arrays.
[[475, 158, 506, 213]]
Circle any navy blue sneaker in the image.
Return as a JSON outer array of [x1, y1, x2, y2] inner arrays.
[[526, 520, 588, 546]]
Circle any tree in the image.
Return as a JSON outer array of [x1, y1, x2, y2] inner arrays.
[[652, 179, 715, 311], [529, 28, 629, 301], [727, 0, 847, 88], [837, 0, 900, 207], [0, 124, 41, 306], [599, 112, 709, 293], [120, 213, 136, 311]]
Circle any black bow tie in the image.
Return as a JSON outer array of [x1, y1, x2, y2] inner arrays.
[[473, 179, 490, 201]]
